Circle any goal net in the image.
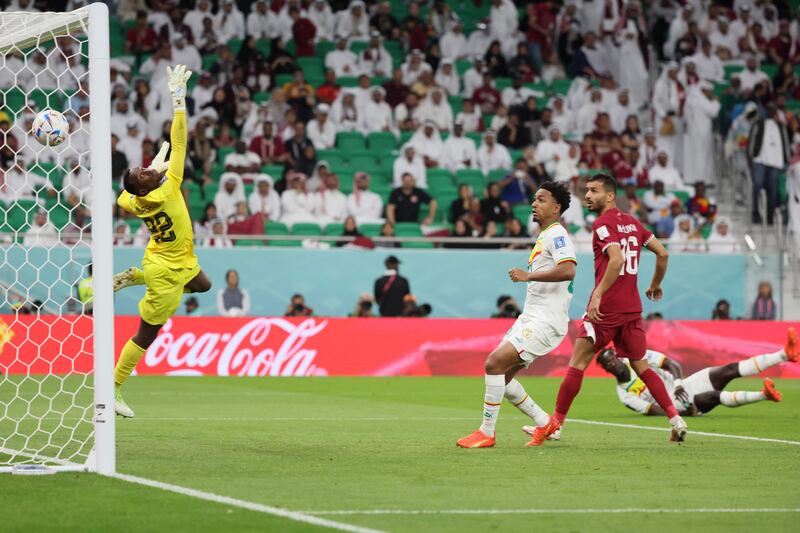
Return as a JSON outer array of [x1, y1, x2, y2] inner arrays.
[[0, 4, 113, 474]]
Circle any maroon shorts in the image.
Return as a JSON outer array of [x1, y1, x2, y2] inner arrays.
[[576, 314, 647, 360]]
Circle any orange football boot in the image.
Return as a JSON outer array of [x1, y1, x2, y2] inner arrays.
[[456, 430, 496, 448], [785, 327, 798, 363], [763, 378, 782, 402], [526, 416, 561, 447]]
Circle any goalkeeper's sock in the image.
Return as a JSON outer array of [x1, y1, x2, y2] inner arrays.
[[554, 366, 584, 424], [738, 350, 787, 376], [478, 374, 505, 437], [114, 339, 146, 387], [720, 390, 766, 407], [505, 379, 549, 426], [638, 368, 679, 418]]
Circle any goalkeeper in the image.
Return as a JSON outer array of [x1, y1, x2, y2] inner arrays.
[[112, 65, 211, 418]]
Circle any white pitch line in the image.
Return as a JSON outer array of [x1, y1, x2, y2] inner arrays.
[[109, 473, 385, 533], [567, 419, 800, 446], [303, 508, 800, 516], [112, 416, 800, 446]]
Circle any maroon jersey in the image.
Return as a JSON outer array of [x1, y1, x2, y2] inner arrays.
[[590, 208, 653, 323]]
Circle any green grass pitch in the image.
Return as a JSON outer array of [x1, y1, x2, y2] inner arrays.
[[3, 376, 799, 532]]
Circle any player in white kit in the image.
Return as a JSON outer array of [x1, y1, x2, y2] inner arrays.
[[594, 327, 798, 416], [457, 182, 577, 448]]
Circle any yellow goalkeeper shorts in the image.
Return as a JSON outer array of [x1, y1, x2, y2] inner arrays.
[[138, 261, 201, 325]]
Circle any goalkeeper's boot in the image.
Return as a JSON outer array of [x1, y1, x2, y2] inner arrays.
[[763, 378, 782, 402], [785, 327, 799, 363], [526, 416, 561, 447], [113, 267, 145, 292], [456, 430, 495, 448], [115, 389, 135, 418], [522, 425, 561, 441], [669, 415, 688, 443]]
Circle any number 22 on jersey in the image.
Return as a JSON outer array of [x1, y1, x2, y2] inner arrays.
[[142, 212, 176, 243]]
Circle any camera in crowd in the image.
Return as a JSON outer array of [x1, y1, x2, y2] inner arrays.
[[402, 294, 432, 317], [493, 295, 521, 318]]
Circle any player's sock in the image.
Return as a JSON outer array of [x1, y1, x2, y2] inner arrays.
[[638, 368, 679, 418], [738, 350, 787, 376], [720, 390, 766, 407], [114, 339, 146, 387], [478, 374, 505, 437], [554, 366, 584, 424], [505, 379, 549, 426]]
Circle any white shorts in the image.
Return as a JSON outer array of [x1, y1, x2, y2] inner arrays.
[[501, 315, 566, 368], [670, 368, 714, 410]]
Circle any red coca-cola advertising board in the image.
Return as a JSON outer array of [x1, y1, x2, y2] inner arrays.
[[0, 315, 797, 377]]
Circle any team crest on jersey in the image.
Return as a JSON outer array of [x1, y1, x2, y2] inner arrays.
[[553, 236, 566, 249], [596, 225, 610, 239]]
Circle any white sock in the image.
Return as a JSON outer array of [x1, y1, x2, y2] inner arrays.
[[478, 374, 506, 437], [720, 390, 766, 407], [738, 350, 787, 377], [505, 379, 549, 426]]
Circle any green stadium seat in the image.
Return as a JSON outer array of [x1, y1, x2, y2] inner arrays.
[[487, 169, 506, 183], [338, 171, 355, 194], [255, 39, 271, 56], [202, 53, 218, 71], [291, 222, 322, 236], [275, 73, 294, 88], [455, 168, 486, 194], [315, 40, 335, 58], [337, 131, 366, 151], [724, 64, 744, 79], [324, 222, 344, 235], [350, 41, 369, 54], [217, 146, 235, 165], [367, 131, 397, 151], [228, 39, 243, 56], [427, 168, 454, 189], [30, 89, 63, 111], [264, 221, 289, 235], [360, 223, 383, 236], [261, 164, 285, 179], [495, 78, 512, 91], [316, 150, 345, 168], [253, 91, 271, 103], [338, 76, 360, 87], [549, 78, 571, 96], [455, 59, 472, 75], [394, 222, 422, 236], [513, 204, 532, 224], [465, 132, 482, 146], [402, 241, 435, 248], [448, 95, 464, 114], [349, 155, 379, 169], [399, 131, 413, 146], [269, 240, 303, 247], [298, 56, 323, 72], [234, 238, 263, 247]]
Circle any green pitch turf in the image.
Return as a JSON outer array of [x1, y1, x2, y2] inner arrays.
[[3, 376, 800, 532]]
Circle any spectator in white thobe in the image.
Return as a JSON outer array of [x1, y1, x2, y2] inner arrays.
[[408, 121, 445, 168], [184, 0, 215, 43], [335, 1, 369, 41], [347, 172, 384, 224], [415, 88, 453, 131], [358, 32, 392, 78], [214, 173, 247, 221], [246, 0, 276, 40], [170, 34, 202, 73], [393, 145, 427, 188], [534, 126, 570, 176], [648, 151, 687, 191], [441, 122, 478, 173], [307, 104, 337, 150], [476, 130, 512, 176], [315, 173, 348, 226], [248, 174, 281, 221], [434, 59, 460, 96], [325, 36, 359, 77], [281, 173, 319, 228], [361, 87, 395, 134], [308, 0, 335, 42], [440, 20, 469, 60], [217, 0, 245, 42], [682, 82, 720, 185]]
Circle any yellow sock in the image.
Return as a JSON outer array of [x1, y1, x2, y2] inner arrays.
[[114, 339, 146, 387]]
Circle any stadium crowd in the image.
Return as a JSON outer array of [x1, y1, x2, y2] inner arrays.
[[1, 0, 800, 253]]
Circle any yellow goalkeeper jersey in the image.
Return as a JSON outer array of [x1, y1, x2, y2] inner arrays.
[[116, 110, 197, 270]]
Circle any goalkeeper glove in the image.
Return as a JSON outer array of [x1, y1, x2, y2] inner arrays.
[[148, 141, 170, 174], [166, 64, 192, 110]]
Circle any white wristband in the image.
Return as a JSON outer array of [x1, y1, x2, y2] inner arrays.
[[674, 379, 683, 388]]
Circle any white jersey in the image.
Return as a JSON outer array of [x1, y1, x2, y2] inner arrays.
[[615, 350, 674, 414], [522, 222, 576, 328]]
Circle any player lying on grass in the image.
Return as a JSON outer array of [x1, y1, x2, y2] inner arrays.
[[457, 181, 576, 448], [529, 173, 688, 446], [594, 327, 798, 416], [111, 64, 212, 418]]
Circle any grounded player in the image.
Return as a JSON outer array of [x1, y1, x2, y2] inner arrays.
[[529, 173, 689, 446], [593, 328, 798, 416], [457, 181, 577, 448], [111, 65, 211, 417]]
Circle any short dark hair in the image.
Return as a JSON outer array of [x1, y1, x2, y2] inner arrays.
[[587, 173, 618, 193], [539, 180, 571, 214], [122, 168, 136, 194]]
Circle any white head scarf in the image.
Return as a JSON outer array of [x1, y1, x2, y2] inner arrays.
[[214, 172, 247, 220]]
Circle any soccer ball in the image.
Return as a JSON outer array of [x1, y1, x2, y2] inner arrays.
[[32, 110, 69, 146]]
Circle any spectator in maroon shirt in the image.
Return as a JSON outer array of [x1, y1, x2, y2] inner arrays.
[[383, 68, 410, 108], [472, 72, 502, 114], [249, 121, 287, 165], [125, 10, 159, 56], [768, 20, 795, 65], [291, 6, 316, 57], [316, 69, 341, 105]]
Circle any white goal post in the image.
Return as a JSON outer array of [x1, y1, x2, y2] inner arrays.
[[0, 3, 114, 474]]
